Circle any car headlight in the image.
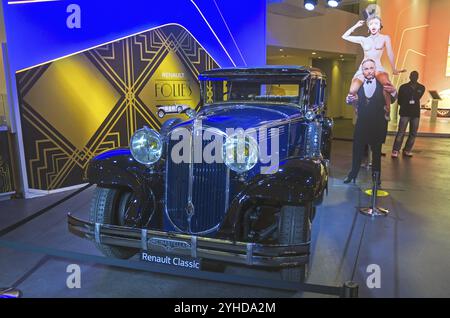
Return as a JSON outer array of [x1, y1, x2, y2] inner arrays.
[[130, 126, 162, 165], [223, 133, 258, 173], [305, 110, 316, 121]]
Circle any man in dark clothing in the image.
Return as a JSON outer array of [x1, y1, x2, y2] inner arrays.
[[344, 59, 397, 184], [391, 71, 425, 158]]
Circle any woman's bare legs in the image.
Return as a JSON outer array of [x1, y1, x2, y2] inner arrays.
[[376, 72, 393, 120]]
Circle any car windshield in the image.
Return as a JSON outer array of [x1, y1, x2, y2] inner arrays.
[[201, 79, 305, 106]]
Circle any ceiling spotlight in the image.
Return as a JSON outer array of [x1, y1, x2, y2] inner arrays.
[[312, 52, 317, 55], [304, 0, 318, 11], [327, 0, 341, 8], [340, 54, 344, 57], [279, 48, 284, 52]]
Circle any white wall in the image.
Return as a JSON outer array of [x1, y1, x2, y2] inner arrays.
[[340, 60, 357, 120], [267, 5, 370, 119], [269, 52, 356, 119], [313, 58, 356, 119], [267, 9, 360, 55], [267, 54, 312, 68], [423, 0, 450, 95]]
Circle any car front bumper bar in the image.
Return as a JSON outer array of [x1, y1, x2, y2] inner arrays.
[[68, 214, 309, 268]]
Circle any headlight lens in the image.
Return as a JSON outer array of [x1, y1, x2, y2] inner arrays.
[[305, 110, 316, 121], [223, 133, 258, 173], [130, 126, 162, 165]]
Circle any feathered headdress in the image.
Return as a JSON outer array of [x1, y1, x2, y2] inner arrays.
[[363, 4, 381, 20]]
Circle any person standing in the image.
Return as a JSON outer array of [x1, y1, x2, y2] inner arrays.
[[344, 59, 397, 184], [391, 71, 425, 158]]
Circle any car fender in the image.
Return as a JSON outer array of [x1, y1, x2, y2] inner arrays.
[[86, 148, 163, 226], [217, 158, 327, 240]]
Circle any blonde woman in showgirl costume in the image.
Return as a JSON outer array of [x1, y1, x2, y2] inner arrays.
[[342, 5, 405, 119]]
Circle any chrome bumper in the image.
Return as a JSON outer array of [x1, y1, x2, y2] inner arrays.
[[68, 214, 309, 268]]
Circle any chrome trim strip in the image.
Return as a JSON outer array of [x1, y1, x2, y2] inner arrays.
[[188, 121, 196, 205], [68, 215, 311, 268], [246, 243, 254, 266], [69, 214, 311, 250], [191, 236, 197, 258], [287, 121, 291, 155], [95, 223, 101, 244], [187, 121, 195, 234], [224, 167, 230, 213], [141, 228, 147, 251]]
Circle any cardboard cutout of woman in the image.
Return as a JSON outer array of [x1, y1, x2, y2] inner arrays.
[[342, 9, 405, 120]]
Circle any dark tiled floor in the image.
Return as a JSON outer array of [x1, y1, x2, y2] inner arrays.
[[1, 136, 449, 298], [0, 190, 79, 233]]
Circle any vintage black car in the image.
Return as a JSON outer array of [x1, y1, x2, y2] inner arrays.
[[68, 66, 333, 282]]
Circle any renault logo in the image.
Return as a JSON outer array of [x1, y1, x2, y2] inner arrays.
[[148, 238, 191, 251], [186, 201, 195, 217]]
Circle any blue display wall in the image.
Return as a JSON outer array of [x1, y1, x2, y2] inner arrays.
[[2, 0, 266, 72]]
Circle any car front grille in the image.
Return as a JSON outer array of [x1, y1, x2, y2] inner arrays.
[[165, 127, 229, 234]]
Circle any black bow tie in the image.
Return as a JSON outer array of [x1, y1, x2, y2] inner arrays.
[[365, 79, 373, 84]]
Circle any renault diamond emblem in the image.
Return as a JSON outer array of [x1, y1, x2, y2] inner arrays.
[[186, 201, 195, 217]]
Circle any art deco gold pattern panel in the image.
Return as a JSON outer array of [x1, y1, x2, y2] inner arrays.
[[0, 132, 14, 194], [17, 25, 218, 190], [23, 54, 121, 150]]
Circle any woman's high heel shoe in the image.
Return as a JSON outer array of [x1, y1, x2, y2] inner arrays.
[[343, 176, 356, 184]]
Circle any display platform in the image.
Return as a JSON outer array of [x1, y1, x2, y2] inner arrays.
[[1, 137, 450, 297], [0, 184, 357, 298]]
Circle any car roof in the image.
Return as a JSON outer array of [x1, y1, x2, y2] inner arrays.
[[199, 66, 325, 81]]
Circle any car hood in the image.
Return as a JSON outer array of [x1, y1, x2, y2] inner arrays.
[[174, 103, 302, 132]]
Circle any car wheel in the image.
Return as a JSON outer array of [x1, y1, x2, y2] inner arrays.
[[278, 204, 312, 283], [177, 106, 183, 113], [89, 187, 139, 259], [157, 110, 165, 118]]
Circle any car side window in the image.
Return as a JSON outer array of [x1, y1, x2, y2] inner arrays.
[[308, 78, 325, 107], [309, 79, 318, 106]]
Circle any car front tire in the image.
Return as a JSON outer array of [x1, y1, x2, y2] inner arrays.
[[89, 187, 139, 259], [278, 204, 312, 283]]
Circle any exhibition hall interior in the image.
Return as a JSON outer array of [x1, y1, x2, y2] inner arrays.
[[0, 0, 449, 299]]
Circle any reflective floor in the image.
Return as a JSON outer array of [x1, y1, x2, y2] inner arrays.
[[389, 114, 450, 136], [1, 135, 449, 298]]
